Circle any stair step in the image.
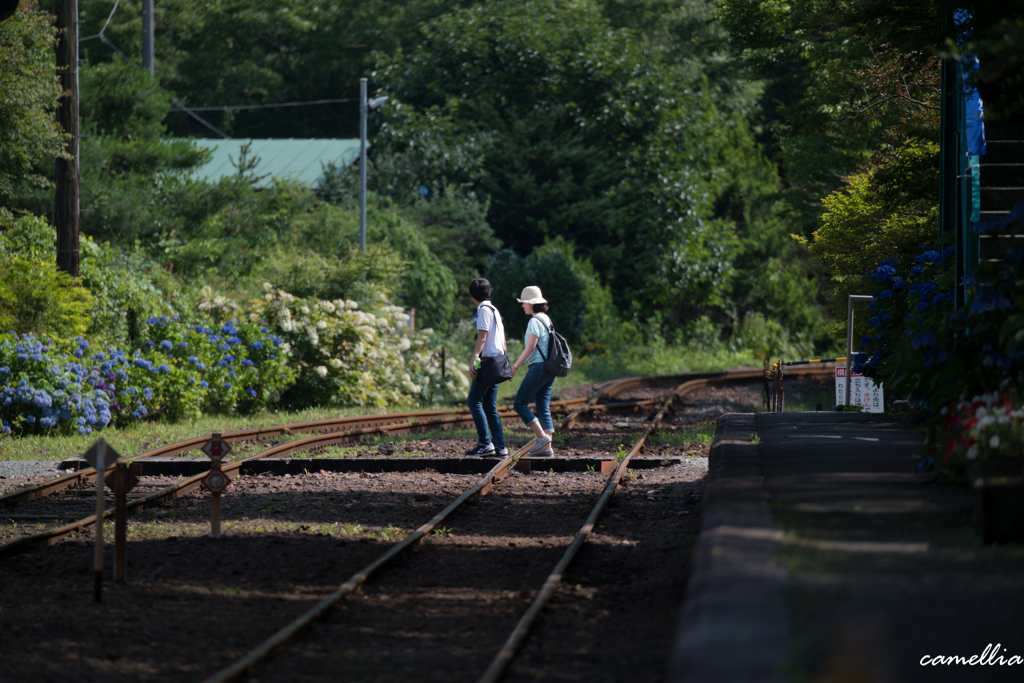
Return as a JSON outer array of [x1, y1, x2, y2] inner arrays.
[[980, 164, 1024, 187], [982, 141, 1024, 164], [985, 120, 1024, 141], [980, 187, 1024, 211], [980, 235, 1024, 260]]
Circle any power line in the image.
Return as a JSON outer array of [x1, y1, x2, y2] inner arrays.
[[79, 3, 231, 139], [80, 0, 120, 41], [169, 98, 356, 112]]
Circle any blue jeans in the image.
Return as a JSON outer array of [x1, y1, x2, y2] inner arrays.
[[514, 363, 555, 432], [467, 378, 505, 449]]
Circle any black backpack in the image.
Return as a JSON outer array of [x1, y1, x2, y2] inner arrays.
[[538, 317, 572, 377]]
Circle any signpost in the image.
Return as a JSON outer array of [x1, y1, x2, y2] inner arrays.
[[835, 367, 884, 413], [201, 434, 233, 537], [114, 462, 141, 582], [82, 438, 120, 603]]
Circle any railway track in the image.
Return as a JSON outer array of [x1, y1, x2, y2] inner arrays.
[[0, 366, 832, 682], [197, 366, 831, 683], [0, 372, 700, 558]]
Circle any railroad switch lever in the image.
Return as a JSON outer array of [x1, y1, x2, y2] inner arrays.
[[82, 438, 121, 603], [202, 434, 234, 538]]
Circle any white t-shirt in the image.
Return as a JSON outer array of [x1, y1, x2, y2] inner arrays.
[[474, 301, 507, 357]]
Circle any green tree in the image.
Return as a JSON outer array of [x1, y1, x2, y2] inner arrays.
[[374, 0, 737, 321], [801, 139, 940, 322], [78, 0, 474, 139], [0, 2, 67, 222]]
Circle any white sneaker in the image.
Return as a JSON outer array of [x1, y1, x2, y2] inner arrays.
[[528, 436, 552, 455]]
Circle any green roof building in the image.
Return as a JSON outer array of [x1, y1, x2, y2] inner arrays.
[[187, 139, 361, 189]]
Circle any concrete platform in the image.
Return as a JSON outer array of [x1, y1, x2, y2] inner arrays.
[[58, 455, 693, 477], [669, 412, 1024, 683]]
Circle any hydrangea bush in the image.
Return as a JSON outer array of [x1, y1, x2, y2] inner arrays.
[[1, 282, 468, 436], [200, 284, 469, 408], [0, 319, 294, 435], [858, 201, 1024, 479]]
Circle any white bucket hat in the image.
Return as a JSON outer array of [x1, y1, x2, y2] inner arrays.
[[516, 286, 547, 304]]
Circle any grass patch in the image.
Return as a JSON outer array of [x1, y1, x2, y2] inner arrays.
[[649, 421, 716, 448], [0, 404, 445, 462], [363, 428, 479, 445]]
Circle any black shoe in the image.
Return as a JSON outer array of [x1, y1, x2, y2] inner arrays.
[[494, 446, 509, 456], [465, 442, 495, 456]]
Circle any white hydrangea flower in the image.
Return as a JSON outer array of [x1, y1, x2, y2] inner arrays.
[[966, 444, 979, 460], [262, 282, 273, 292], [314, 366, 328, 377], [989, 434, 1001, 449], [329, 358, 344, 369], [317, 320, 327, 330]]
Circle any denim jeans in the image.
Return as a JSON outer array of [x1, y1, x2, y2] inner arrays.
[[514, 363, 555, 432], [467, 378, 505, 449]]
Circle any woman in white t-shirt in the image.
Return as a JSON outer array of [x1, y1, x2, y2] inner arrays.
[[510, 286, 556, 456]]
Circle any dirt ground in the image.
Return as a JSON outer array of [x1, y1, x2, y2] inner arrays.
[[0, 376, 806, 682]]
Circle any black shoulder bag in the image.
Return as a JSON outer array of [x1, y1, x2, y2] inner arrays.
[[475, 303, 514, 386]]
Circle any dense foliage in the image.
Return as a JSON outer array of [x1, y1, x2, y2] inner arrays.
[[0, 2, 67, 223], [856, 204, 1024, 478]]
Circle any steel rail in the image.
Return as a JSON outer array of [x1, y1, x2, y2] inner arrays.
[[0, 407, 548, 559], [201, 368, 799, 682], [0, 399, 590, 509], [200, 439, 538, 683], [1, 366, 706, 509], [476, 376, 701, 683], [476, 367, 833, 683], [0, 375, 659, 558], [193, 373, 702, 682]]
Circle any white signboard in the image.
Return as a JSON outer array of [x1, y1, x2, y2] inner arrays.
[[835, 367, 884, 413]]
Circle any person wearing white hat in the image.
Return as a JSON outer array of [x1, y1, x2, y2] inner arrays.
[[511, 285, 556, 456]]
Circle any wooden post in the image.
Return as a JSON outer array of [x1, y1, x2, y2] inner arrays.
[[114, 461, 127, 582], [55, 0, 80, 277], [93, 443, 105, 603], [211, 492, 222, 538], [441, 347, 446, 379]]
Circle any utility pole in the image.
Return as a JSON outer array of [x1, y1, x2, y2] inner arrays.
[[54, 0, 79, 277], [142, 0, 154, 75], [359, 77, 367, 250]]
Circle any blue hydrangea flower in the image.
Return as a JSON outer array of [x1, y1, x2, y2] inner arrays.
[[247, 388, 257, 397], [160, 340, 173, 351], [252, 341, 264, 350], [199, 380, 209, 388]]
